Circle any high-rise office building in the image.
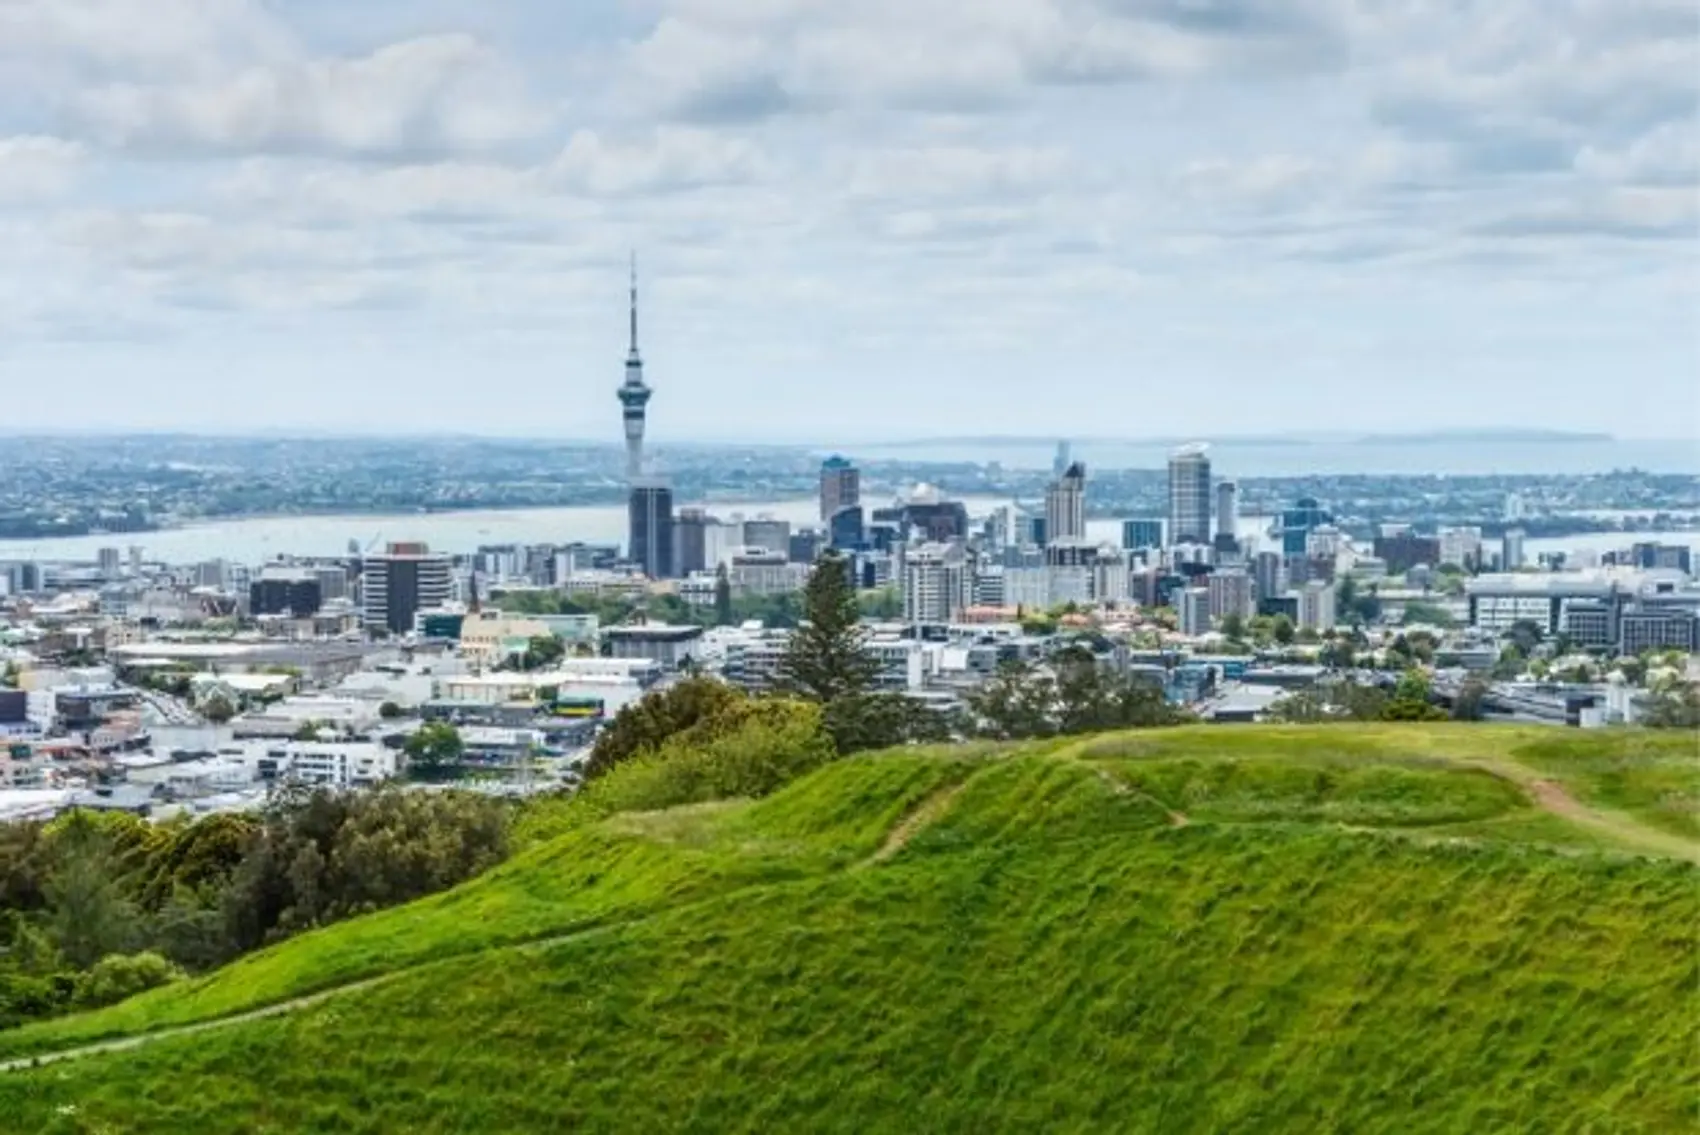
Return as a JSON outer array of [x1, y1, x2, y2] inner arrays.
[[829, 505, 866, 551], [1207, 570, 1254, 623], [1167, 444, 1212, 546], [616, 255, 653, 482], [1299, 580, 1337, 633], [1374, 532, 1441, 575], [629, 483, 676, 580], [1252, 551, 1284, 603], [788, 529, 824, 565], [872, 486, 970, 543], [1501, 528, 1526, 572], [1439, 527, 1483, 570], [362, 543, 452, 636], [97, 547, 121, 578], [1178, 587, 1212, 636], [743, 517, 792, 556], [313, 564, 349, 602], [1278, 497, 1332, 557], [251, 567, 322, 618], [676, 508, 713, 576], [819, 456, 860, 523], [1045, 461, 1087, 545], [1122, 519, 1164, 552], [1053, 439, 1071, 478], [1215, 480, 1238, 543], [901, 542, 971, 625]]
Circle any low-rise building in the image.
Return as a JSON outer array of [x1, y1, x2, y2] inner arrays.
[[1299, 581, 1337, 633], [603, 623, 705, 669]]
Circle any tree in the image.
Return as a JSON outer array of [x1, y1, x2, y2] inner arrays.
[[1319, 637, 1356, 670], [857, 586, 903, 620], [291, 721, 322, 742], [964, 657, 1183, 740], [378, 701, 403, 719], [1271, 615, 1295, 647], [967, 661, 1059, 741], [1507, 619, 1545, 657], [42, 813, 139, 969], [584, 677, 744, 780], [824, 692, 952, 754], [201, 694, 236, 724], [1451, 676, 1490, 721], [777, 552, 878, 706], [1641, 682, 1700, 729], [713, 564, 734, 626], [1268, 688, 1330, 723], [1492, 645, 1525, 680], [1401, 600, 1455, 629], [1220, 612, 1246, 642], [521, 634, 565, 672], [1381, 669, 1447, 721], [404, 721, 464, 774]]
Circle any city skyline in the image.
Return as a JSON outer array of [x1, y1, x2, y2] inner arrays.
[[0, 1, 1694, 439]]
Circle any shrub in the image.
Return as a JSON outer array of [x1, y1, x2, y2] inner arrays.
[[584, 677, 746, 780], [72, 952, 184, 1010], [572, 700, 834, 822]]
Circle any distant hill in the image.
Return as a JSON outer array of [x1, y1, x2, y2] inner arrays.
[[859, 429, 1616, 449], [0, 725, 1694, 1133]]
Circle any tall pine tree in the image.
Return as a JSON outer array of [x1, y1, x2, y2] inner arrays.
[[777, 551, 877, 704], [713, 563, 734, 626]]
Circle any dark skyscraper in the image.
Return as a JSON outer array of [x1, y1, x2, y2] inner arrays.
[[629, 483, 675, 580], [829, 505, 865, 551], [361, 542, 452, 635], [675, 507, 711, 576], [819, 456, 860, 522]]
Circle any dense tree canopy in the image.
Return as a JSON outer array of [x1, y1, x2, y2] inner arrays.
[[0, 789, 508, 1030], [583, 677, 745, 781]]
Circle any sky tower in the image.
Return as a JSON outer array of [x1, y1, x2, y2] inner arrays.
[[617, 254, 652, 481]]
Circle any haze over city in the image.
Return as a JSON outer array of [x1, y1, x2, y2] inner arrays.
[[2, 0, 1695, 439]]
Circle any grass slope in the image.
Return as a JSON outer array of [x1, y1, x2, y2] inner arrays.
[[1, 726, 1695, 1133]]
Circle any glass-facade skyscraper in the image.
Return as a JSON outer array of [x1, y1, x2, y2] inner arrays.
[[1167, 445, 1212, 545]]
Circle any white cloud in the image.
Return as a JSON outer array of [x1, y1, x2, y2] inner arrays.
[[71, 34, 549, 158], [548, 128, 769, 196], [0, 0, 1695, 436], [1174, 155, 1320, 204], [841, 146, 1072, 201], [628, 0, 1349, 121], [0, 0, 294, 78], [0, 136, 87, 202]]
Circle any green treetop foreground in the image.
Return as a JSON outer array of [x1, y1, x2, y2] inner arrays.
[[0, 724, 1696, 1134]]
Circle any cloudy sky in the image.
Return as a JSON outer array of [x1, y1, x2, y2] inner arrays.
[[1, 0, 1695, 441]]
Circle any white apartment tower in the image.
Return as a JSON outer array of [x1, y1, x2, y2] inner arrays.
[[1045, 462, 1087, 545], [901, 543, 971, 625], [1168, 444, 1212, 546]]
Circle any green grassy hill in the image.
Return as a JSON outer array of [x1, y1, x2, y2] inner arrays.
[[1, 726, 1695, 1133]]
